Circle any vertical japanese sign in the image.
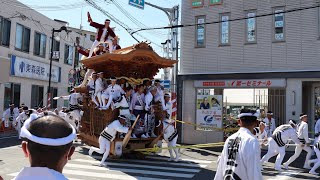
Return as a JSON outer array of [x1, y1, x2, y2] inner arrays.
[[191, 0, 204, 8], [196, 94, 223, 131]]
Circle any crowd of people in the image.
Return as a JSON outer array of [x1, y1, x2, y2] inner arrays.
[[215, 109, 320, 179]]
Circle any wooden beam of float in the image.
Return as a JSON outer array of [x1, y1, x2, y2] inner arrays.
[[80, 42, 178, 79]]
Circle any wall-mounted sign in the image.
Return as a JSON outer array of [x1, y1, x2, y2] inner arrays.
[[196, 95, 223, 131], [191, 0, 204, 8], [209, 0, 222, 5], [194, 79, 286, 88], [10, 55, 61, 83]]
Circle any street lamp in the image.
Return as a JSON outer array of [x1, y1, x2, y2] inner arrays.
[[47, 26, 71, 109]]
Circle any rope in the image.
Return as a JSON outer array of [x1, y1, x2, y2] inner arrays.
[[134, 142, 225, 154], [175, 119, 239, 133]]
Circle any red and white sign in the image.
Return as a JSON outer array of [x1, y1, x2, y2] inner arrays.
[[194, 79, 286, 88]]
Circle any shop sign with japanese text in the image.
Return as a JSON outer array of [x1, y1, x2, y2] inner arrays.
[[10, 55, 61, 83], [194, 79, 286, 88]]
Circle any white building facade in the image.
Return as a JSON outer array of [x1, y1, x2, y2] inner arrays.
[[178, 0, 320, 144], [0, 0, 93, 114]]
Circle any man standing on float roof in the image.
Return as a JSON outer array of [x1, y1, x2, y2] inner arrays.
[[87, 12, 117, 57]]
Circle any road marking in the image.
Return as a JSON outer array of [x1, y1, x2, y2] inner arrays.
[[65, 162, 195, 178], [146, 156, 213, 164], [73, 159, 201, 173], [266, 170, 301, 180], [91, 155, 208, 168]]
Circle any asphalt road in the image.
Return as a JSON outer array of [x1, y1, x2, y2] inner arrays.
[[0, 135, 319, 180]]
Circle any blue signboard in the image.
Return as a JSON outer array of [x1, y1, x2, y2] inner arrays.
[[129, 0, 145, 9], [160, 80, 171, 89]]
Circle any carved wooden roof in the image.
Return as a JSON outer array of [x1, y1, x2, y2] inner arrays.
[[80, 42, 177, 79]]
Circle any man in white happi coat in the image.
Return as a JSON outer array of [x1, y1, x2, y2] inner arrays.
[[143, 86, 158, 138], [283, 113, 313, 169], [308, 136, 320, 175], [15, 114, 76, 180], [2, 103, 19, 129], [13, 107, 36, 139], [253, 121, 268, 147], [88, 115, 130, 167], [164, 93, 172, 119], [94, 72, 105, 108], [60, 89, 83, 123], [314, 117, 320, 144], [163, 113, 179, 162], [101, 77, 125, 108], [263, 111, 276, 137], [214, 109, 263, 180], [154, 80, 166, 110], [261, 120, 301, 171], [87, 72, 100, 107]]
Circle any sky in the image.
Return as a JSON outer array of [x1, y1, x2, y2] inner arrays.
[[18, 0, 180, 55]]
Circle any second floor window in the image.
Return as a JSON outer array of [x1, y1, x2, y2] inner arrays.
[[274, 8, 285, 41], [64, 44, 73, 65], [0, 16, 11, 47], [15, 24, 30, 52], [220, 14, 230, 45], [195, 16, 206, 47], [246, 12, 256, 43], [34, 32, 47, 57]]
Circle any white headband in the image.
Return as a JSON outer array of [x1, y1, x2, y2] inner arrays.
[[20, 114, 76, 146], [300, 115, 307, 119], [289, 120, 296, 126], [238, 113, 259, 118], [267, 113, 273, 115]]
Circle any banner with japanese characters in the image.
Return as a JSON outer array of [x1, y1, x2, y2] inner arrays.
[[194, 79, 286, 88], [196, 94, 223, 131], [10, 55, 61, 82]]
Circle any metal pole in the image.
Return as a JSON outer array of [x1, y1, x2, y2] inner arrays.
[[48, 28, 55, 109]]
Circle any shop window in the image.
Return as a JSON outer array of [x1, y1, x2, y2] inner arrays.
[[3, 83, 20, 109], [15, 23, 30, 52], [31, 85, 44, 108]]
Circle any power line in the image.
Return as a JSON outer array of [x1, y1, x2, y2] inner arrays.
[[84, 0, 162, 48], [132, 3, 320, 35]]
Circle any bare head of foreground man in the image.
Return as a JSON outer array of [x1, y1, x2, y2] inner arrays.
[[14, 114, 76, 180], [214, 109, 263, 180]]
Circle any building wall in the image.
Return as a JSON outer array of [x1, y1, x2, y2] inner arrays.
[[181, 0, 320, 74], [0, 0, 92, 114], [181, 80, 224, 144]]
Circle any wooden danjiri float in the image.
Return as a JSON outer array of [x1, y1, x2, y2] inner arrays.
[[75, 42, 177, 157]]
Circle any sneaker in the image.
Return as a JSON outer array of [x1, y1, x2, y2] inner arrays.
[[99, 162, 107, 167], [303, 165, 312, 170], [88, 148, 93, 156], [283, 163, 289, 170], [309, 171, 319, 175], [141, 134, 147, 138], [151, 132, 157, 138], [145, 133, 150, 138], [131, 134, 137, 138]]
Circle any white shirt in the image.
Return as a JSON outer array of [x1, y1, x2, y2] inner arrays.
[[14, 112, 29, 128], [104, 120, 129, 141], [145, 92, 154, 111], [95, 78, 104, 94], [14, 167, 68, 180], [263, 117, 276, 137], [315, 119, 320, 134], [87, 79, 95, 91], [69, 93, 82, 106], [273, 124, 301, 145], [2, 108, 19, 121], [100, 28, 108, 42], [164, 101, 172, 119], [106, 84, 125, 97], [297, 121, 310, 144], [215, 127, 263, 180], [130, 92, 145, 111]]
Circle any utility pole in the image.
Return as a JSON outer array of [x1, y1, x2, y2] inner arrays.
[[145, 2, 179, 92]]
